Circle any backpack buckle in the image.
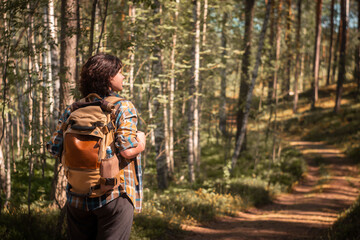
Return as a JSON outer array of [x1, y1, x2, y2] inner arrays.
[[107, 121, 116, 131], [102, 121, 116, 134], [102, 178, 117, 186]]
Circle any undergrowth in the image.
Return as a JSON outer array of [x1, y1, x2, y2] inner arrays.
[[0, 208, 64, 240], [321, 196, 360, 240], [281, 83, 360, 163]]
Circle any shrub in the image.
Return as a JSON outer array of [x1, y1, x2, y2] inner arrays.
[[323, 196, 360, 240]]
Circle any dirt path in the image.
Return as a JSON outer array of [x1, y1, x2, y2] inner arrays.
[[182, 141, 360, 240]]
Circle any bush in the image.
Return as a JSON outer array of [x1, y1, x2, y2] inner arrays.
[[322, 196, 360, 240]]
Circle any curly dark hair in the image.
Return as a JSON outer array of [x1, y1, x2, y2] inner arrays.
[[79, 53, 122, 97]]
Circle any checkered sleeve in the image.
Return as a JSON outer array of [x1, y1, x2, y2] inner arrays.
[[114, 100, 139, 151], [46, 107, 71, 158]]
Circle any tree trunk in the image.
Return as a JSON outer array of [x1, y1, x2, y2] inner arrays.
[[334, 0, 349, 113], [273, 0, 283, 100], [284, 0, 292, 94], [193, 0, 201, 171], [326, 0, 335, 86], [27, 2, 38, 214], [265, 0, 277, 143], [168, 0, 179, 176], [0, 146, 4, 213], [236, 0, 255, 146], [312, 0, 323, 109], [88, 0, 98, 57], [55, 0, 77, 209], [219, 12, 228, 136], [42, 7, 49, 177], [96, 0, 109, 53], [293, 0, 301, 113], [356, 0, 360, 98], [153, 1, 168, 189], [48, 0, 60, 125], [202, 0, 208, 46], [129, 4, 135, 99], [232, 0, 271, 171], [4, 114, 11, 208], [75, 0, 81, 89], [267, 0, 276, 103], [187, 0, 200, 183]]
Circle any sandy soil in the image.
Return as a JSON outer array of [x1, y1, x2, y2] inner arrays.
[[182, 140, 360, 240]]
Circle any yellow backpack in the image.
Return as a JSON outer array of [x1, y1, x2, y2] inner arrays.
[[61, 93, 124, 198]]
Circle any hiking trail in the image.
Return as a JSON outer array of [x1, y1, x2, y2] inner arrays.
[[182, 140, 360, 240]]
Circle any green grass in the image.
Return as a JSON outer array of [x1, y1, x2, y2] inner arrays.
[[281, 85, 360, 163], [0, 208, 65, 240]]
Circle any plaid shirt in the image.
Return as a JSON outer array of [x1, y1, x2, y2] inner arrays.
[[47, 93, 143, 212]]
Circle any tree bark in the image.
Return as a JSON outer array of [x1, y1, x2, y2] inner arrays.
[[55, 0, 77, 209], [129, 4, 135, 99], [232, 0, 272, 171], [96, 0, 109, 53], [75, 0, 81, 90], [0, 146, 4, 213], [193, 0, 201, 171], [26, 2, 38, 214], [312, 0, 323, 109], [267, 0, 276, 103], [284, 0, 292, 94], [48, 0, 60, 124], [153, 0, 168, 189], [88, 0, 98, 57], [334, 0, 349, 113], [202, 0, 208, 46], [4, 114, 11, 208], [326, 0, 335, 86], [273, 0, 283, 100], [236, 0, 255, 146], [293, 0, 301, 113], [356, 0, 360, 97], [168, 0, 179, 176], [219, 12, 228, 136]]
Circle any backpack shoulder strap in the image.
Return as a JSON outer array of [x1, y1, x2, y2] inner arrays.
[[104, 95, 125, 104], [103, 96, 125, 121]]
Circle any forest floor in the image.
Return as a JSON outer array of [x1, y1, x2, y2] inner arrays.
[[182, 139, 360, 239]]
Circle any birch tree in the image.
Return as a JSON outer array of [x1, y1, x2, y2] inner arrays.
[[168, 0, 179, 176], [193, 0, 201, 170]]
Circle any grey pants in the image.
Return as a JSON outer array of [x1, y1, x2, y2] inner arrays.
[[66, 196, 134, 240]]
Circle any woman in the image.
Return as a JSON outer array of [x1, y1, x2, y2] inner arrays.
[[47, 53, 145, 239]]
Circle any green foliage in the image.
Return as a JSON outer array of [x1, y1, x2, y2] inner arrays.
[[210, 177, 272, 207], [347, 146, 360, 164], [131, 214, 183, 240], [322, 196, 360, 240], [0, 208, 65, 240], [283, 84, 360, 163], [141, 188, 243, 223]]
